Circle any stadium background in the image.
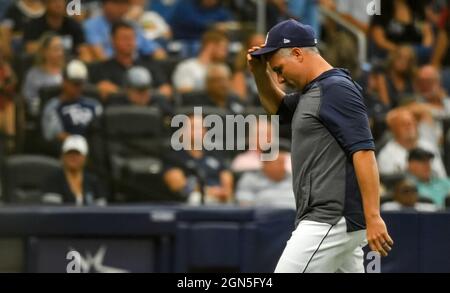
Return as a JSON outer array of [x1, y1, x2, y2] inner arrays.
[[0, 0, 449, 273]]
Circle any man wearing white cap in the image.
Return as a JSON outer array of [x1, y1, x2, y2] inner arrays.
[[42, 135, 106, 205], [41, 60, 103, 143]]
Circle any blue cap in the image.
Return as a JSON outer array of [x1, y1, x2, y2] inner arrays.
[[250, 19, 317, 57]]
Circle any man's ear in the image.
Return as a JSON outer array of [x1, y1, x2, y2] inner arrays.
[[291, 48, 304, 62]]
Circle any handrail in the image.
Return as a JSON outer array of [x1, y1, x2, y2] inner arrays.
[[319, 6, 368, 66], [256, 0, 267, 35]]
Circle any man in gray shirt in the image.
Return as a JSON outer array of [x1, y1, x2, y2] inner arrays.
[[236, 151, 295, 209], [248, 19, 393, 273]]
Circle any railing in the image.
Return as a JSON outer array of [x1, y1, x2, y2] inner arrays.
[[319, 6, 368, 66], [256, 0, 267, 35]]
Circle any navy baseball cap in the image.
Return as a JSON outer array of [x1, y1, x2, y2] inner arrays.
[[250, 19, 317, 57]]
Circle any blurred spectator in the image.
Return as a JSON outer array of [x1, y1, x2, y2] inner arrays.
[[41, 60, 102, 142], [0, 53, 17, 151], [0, 0, 45, 58], [22, 33, 65, 115], [1, 0, 45, 33], [148, 0, 179, 22], [232, 119, 292, 173], [80, 0, 104, 18], [107, 66, 173, 117], [89, 21, 171, 100], [233, 32, 287, 105], [405, 102, 441, 147], [416, 65, 450, 115], [23, 0, 90, 60], [415, 65, 450, 120], [164, 114, 233, 205], [236, 150, 295, 209], [169, 0, 232, 42], [319, 0, 370, 77], [266, 0, 290, 31], [225, 0, 256, 23], [356, 66, 392, 141], [0, 0, 14, 18], [125, 0, 172, 44], [415, 65, 450, 141], [377, 108, 446, 177], [287, 0, 320, 36], [381, 177, 438, 212], [232, 33, 265, 104], [321, 23, 360, 79], [83, 0, 166, 62], [0, 26, 8, 61], [369, 0, 434, 64], [432, 5, 449, 66], [425, 0, 447, 28], [376, 46, 417, 108], [42, 135, 107, 205], [432, 2, 450, 94], [186, 63, 244, 114], [172, 30, 229, 93], [331, 0, 372, 33], [407, 148, 450, 209]]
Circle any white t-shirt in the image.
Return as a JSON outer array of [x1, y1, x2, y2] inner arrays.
[[172, 58, 207, 92], [381, 201, 439, 212], [139, 11, 170, 40], [335, 0, 372, 25], [236, 171, 296, 209], [377, 139, 447, 178]]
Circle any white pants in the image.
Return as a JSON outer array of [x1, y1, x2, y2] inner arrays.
[[275, 217, 367, 273]]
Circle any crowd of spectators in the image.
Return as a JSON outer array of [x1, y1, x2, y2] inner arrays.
[[0, 0, 449, 211]]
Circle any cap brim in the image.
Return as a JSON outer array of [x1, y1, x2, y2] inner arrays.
[[67, 78, 86, 84], [129, 85, 151, 91], [250, 47, 279, 57], [63, 148, 86, 155], [421, 155, 435, 160]]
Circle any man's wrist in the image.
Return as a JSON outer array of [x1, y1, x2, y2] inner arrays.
[[365, 212, 381, 222]]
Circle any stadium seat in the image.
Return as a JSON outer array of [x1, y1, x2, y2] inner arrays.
[[104, 105, 165, 155], [174, 105, 231, 117], [380, 195, 394, 205], [381, 196, 435, 206], [417, 197, 434, 204], [38, 86, 62, 111], [380, 173, 405, 191], [244, 106, 266, 116], [178, 92, 211, 108], [154, 57, 183, 83], [98, 106, 172, 202], [2, 155, 61, 204], [11, 53, 34, 88], [114, 156, 176, 202]]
